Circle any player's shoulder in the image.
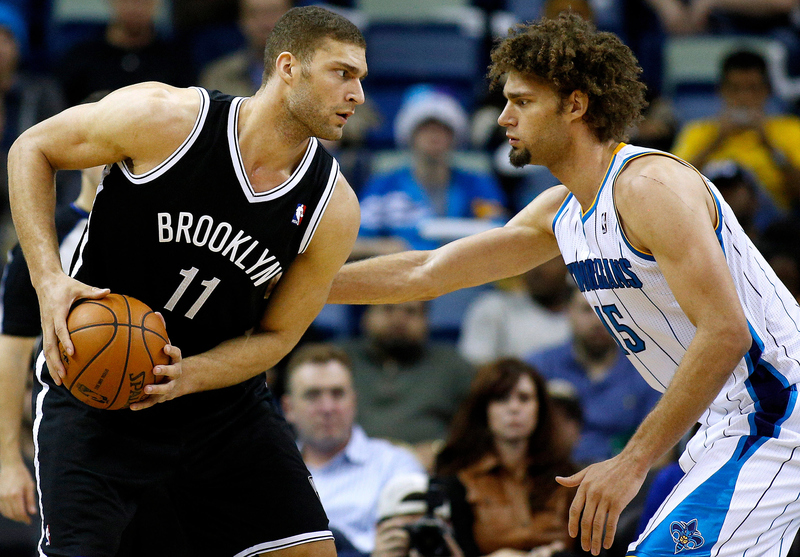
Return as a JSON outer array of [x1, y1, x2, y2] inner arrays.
[[616, 153, 709, 215], [96, 83, 202, 127]]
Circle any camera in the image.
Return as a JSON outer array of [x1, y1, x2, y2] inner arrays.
[[403, 483, 452, 557]]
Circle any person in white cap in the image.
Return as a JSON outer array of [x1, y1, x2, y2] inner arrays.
[[373, 473, 464, 557], [354, 85, 506, 258]]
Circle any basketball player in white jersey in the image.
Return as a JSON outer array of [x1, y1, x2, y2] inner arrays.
[[329, 14, 800, 557]]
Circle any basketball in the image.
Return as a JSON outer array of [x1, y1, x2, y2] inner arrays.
[[58, 294, 170, 410]]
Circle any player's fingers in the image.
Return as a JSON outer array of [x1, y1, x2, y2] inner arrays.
[[42, 332, 64, 385], [604, 502, 621, 550], [567, 482, 586, 538], [24, 482, 37, 516], [591, 500, 609, 556], [153, 363, 181, 383], [129, 397, 159, 411], [580, 489, 600, 552], [164, 344, 181, 363], [556, 467, 587, 487]]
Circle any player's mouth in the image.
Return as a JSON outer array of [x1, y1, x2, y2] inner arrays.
[[336, 111, 353, 124], [507, 134, 520, 146]]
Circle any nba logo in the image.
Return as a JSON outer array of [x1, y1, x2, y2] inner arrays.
[[45, 525, 51, 545], [292, 204, 306, 225], [601, 212, 608, 234]]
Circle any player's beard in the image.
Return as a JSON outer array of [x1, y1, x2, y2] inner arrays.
[[509, 145, 532, 168], [286, 73, 342, 141]]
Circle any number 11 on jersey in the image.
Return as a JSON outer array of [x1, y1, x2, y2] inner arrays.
[[165, 267, 221, 319]]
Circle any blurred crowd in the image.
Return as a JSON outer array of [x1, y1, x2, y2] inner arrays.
[[1, 0, 800, 556]]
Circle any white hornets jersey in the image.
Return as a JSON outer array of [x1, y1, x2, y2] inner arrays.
[[552, 143, 800, 451]]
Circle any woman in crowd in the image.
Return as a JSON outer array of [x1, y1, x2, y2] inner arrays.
[[435, 358, 577, 557]]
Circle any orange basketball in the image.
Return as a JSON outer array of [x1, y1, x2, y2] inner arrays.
[[58, 294, 170, 410]]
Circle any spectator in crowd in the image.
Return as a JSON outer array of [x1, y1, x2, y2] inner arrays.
[[527, 287, 660, 468], [645, 0, 799, 35], [355, 85, 506, 256], [199, 0, 291, 97], [435, 358, 576, 557], [282, 343, 425, 556], [702, 159, 784, 241], [56, 0, 195, 107], [0, 3, 65, 264], [760, 217, 800, 302], [671, 49, 800, 211], [458, 256, 571, 366], [339, 301, 474, 459], [373, 473, 464, 557]]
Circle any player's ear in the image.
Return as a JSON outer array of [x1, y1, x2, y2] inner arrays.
[[565, 90, 589, 121], [276, 51, 298, 85]]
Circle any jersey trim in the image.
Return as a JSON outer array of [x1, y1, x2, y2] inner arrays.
[[117, 87, 210, 184], [611, 149, 725, 262], [298, 160, 339, 254], [228, 97, 319, 203], [232, 530, 334, 557], [581, 142, 626, 223], [551, 191, 574, 234]]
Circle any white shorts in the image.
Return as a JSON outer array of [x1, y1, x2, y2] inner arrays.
[[629, 390, 800, 557]]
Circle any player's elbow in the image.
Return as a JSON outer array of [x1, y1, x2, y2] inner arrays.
[[722, 316, 752, 362]]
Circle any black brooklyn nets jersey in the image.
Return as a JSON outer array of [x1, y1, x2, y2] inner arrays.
[[71, 87, 338, 362]]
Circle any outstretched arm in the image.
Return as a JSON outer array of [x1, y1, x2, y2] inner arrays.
[[327, 185, 568, 305], [558, 156, 751, 555], [131, 174, 361, 408]]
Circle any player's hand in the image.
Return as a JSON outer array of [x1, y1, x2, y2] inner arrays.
[[556, 453, 648, 555], [0, 458, 38, 524], [37, 273, 109, 385], [129, 344, 183, 411]]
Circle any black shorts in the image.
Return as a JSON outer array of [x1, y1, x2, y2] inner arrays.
[[33, 355, 331, 557]]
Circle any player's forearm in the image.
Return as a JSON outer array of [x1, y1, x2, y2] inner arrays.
[[7, 137, 62, 289], [0, 345, 32, 466], [618, 323, 750, 471], [179, 329, 303, 393], [328, 249, 438, 304]]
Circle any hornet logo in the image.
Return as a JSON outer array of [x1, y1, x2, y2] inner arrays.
[[670, 519, 704, 553]]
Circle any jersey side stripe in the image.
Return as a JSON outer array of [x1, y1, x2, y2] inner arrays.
[[298, 160, 339, 254], [118, 87, 210, 184]]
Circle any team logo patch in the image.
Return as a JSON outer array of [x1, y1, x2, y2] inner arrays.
[[670, 519, 704, 553], [293, 204, 306, 225]]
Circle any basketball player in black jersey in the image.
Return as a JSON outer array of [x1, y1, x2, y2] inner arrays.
[[7, 6, 364, 557]]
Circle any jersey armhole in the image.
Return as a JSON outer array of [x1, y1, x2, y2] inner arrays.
[[117, 87, 211, 184], [298, 161, 340, 254]]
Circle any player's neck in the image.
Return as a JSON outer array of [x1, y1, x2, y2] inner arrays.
[[551, 138, 620, 213], [236, 93, 312, 193]]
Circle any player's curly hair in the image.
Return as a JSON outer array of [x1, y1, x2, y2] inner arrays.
[[488, 14, 647, 143]]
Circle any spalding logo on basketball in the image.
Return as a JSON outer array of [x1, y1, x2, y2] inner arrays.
[[58, 294, 170, 410]]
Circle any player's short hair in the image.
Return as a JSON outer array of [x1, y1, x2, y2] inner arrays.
[[284, 343, 353, 392], [263, 6, 365, 81], [488, 13, 647, 143]]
